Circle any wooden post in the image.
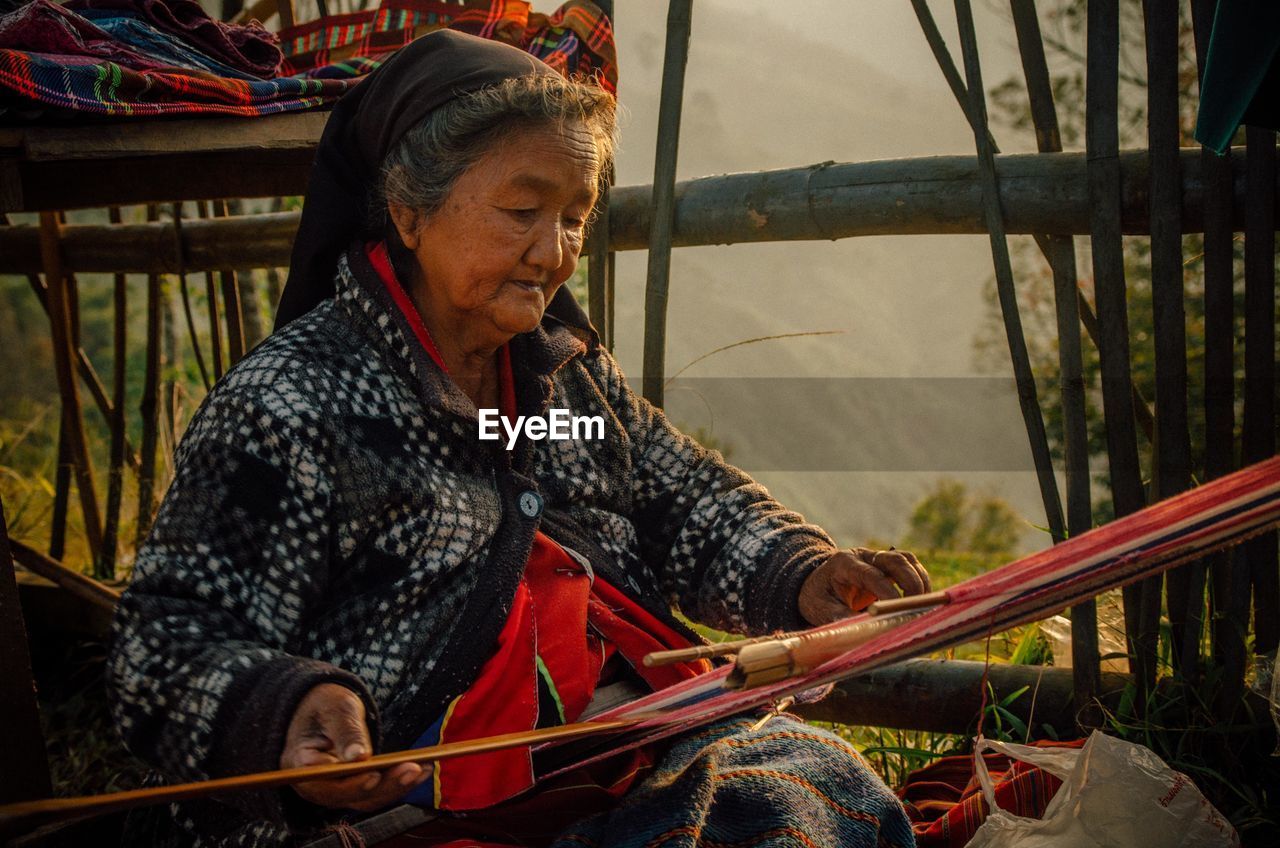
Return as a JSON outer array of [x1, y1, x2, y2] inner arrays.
[[641, 0, 693, 406], [587, 0, 615, 351], [952, 0, 1065, 550], [1191, 0, 1245, 711], [136, 206, 163, 549], [197, 201, 226, 381], [49, 423, 70, 562], [37, 212, 103, 562], [0, 502, 53, 804], [173, 204, 212, 391], [98, 208, 128, 582], [1086, 2, 1157, 702], [214, 200, 247, 365], [1010, 0, 1099, 725], [588, 169, 615, 352], [1243, 127, 1278, 659], [1144, 0, 1195, 676]]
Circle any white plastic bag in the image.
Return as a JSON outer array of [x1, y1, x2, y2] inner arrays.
[[965, 731, 1239, 848]]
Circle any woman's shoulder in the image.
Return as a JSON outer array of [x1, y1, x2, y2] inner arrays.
[[182, 301, 390, 444]]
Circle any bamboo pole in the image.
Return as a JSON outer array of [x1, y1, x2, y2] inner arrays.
[[197, 201, 226, 381], [587, 0, 615, 351], [641, 0, 693, 407], [7, 537, 120, 613], [135, 206, 163, 549], [0, 507, 52, 805], [172, 204, 212, 391], [97, 207, 128, 582], [37, 212, 103, 562], [1086, 2, 1157, 702], [588, 166, 615, 351], [0, 151, 1271, 275], [48, 423, 69, 562], [1144, 0, 1196, 676], [1242, 127, 1278, 658], [1191, 0, 1244, 710], [951, 0, 1065, 551], [1009, 0, 1099, 724], [214, 200, 247, 364]]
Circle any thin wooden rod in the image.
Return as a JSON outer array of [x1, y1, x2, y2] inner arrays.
[[98, 207, 128, 582], [7, 537, 120, 613], [1243, 127, 1278, 657], [588, 167, 615, 350], [1144, 0, 1196, 676], [48, 420, 69, 562], [172, 204, 212, 391], [0, 716, 644, 832], [1087, 1, 1157, 702], [197, 201, 226, 381], [38, 212, 103, 561], [952, 0, 1065, 547], [586, 0, 616, 351], [135, 205, 163, 549], [0, 510, 53, 805], [1010, 0, 1099, 725], [214, 200, 247, 364], [1191, 0, 1244, 704], [641, 0, 693, 406]]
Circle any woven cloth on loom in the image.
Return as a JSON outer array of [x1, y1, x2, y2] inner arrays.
[[0, 0, 614, 119]]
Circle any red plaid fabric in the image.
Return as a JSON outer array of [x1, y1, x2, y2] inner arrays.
[[279, 0, 616, 94], [898, 738, 1087, 848]]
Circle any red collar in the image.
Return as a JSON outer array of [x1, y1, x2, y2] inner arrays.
[[365, 241, 517, 418]]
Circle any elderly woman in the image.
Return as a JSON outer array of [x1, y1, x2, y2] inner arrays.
[[109, 29, 928, 848]]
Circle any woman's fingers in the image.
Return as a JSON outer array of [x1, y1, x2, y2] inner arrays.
[[292, 760, 433, 810], [851, 548, 929, 597]]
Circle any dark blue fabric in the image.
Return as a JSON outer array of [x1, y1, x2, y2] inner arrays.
[[550, 716, 916, 848]]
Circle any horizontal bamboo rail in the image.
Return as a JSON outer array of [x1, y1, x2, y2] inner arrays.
[[0, 148, 1267, 275], [794, 658, 1130, 734]]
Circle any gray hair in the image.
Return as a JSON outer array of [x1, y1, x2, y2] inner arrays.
[[375, 73, 617, 231]]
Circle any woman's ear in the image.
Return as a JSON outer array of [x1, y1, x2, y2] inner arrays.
[[387, 203, 423, 250]]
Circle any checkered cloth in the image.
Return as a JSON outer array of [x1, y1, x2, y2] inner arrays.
[[0, 0, 614, 119], [281, 0, 616, 94]]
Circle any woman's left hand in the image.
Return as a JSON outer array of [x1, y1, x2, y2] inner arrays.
[[798, 547, 931, 626]]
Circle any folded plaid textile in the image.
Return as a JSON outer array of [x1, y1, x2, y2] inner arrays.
[[0, 0, 174, 71], [66, 0, 283, 78], [0, 0, 613, 121], [0, 48, 349, 117], [898, 739, 1086, 848], [281, 0, 617, 94]]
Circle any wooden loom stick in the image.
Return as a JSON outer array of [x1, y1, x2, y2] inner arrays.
[[726, 609, 931, 690], [643, 591, 950, 668], [0, 717, 651, 833]]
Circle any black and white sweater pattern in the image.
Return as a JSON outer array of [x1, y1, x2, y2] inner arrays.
[[107, 244, 837, 846]]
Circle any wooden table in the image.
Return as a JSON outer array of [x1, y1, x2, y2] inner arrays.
[[0, 111, 329, 213]]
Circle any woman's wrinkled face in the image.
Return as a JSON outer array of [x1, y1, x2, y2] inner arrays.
[[392, 120, 600, 349]]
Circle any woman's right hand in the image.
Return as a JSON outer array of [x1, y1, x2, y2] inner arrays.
[[280, 683, 432, 811]]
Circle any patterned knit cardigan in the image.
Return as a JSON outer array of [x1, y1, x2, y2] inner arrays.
[[107, 243, 839, 846]]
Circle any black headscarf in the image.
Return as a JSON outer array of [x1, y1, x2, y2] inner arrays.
[[275, 29, 557, 329]]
